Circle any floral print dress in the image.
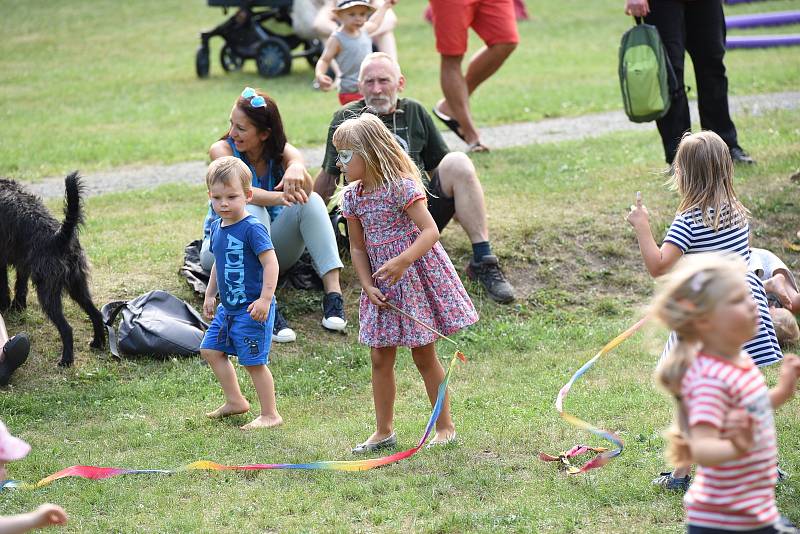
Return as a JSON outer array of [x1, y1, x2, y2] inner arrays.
[[342, 178, 478, 348]]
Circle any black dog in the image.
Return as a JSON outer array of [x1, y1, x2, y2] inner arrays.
[[0, 172, 105, 366]]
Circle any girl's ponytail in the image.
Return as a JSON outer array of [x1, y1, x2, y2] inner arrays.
[[650, 253, 747, 467]]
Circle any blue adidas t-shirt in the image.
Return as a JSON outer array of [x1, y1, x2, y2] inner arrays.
[[209, 215, 274, 315]]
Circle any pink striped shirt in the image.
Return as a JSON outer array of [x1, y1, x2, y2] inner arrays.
[[682, 353, 779, 531]]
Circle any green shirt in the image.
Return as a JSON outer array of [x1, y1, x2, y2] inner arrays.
[[321, 97, 450, 185]]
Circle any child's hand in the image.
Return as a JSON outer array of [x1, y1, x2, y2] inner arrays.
[[203, 295, 217, 319], [721, 408, 755, 455], [316, 73, 334, 91], [373, 256, 411, 285], [247, 297, 271, 322], [365, 286, 388, 307], [33, 503, 68, 528], [779, 353, 800, 391], [625, 191, 650, 229]]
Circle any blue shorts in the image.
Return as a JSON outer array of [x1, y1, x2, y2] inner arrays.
[[200, 304, 274, 366]]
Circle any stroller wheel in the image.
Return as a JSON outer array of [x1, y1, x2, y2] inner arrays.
[[304, 39, 323, 69], [256, 37, 292, 77], [196, 46, 210, 78], [220, 44, 244, 72]]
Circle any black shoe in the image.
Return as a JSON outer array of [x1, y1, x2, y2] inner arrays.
[[0, 333, 30, 386], [730, 146, 755, 165], [272, 307, 296, 343], [466, 255, 515, 304], [321, 292, 347, 332]]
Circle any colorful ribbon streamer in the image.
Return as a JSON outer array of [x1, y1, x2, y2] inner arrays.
[[543, 316, 648, 474], [2, 302, 466, 490]]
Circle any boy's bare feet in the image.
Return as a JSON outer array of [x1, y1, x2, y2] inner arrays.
[[205, 400, 250, 419], [240, 414, 283, 430]]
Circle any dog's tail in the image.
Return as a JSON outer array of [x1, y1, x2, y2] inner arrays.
[[53, 171, 86, 250]]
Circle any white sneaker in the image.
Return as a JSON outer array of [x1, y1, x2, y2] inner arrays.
[[272, 307, 297, 343], [321, 292, 347, 332]]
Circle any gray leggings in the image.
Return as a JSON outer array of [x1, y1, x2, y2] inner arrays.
[[201, 192, 343, 278]]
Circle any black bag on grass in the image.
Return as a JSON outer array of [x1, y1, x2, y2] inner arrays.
[[101, 290, 208, 358]]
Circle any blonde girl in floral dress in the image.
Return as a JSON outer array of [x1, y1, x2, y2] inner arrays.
[[336, 113, 478, 453]]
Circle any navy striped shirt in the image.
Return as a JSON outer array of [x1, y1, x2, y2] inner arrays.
[[662, 208, 782, 367]]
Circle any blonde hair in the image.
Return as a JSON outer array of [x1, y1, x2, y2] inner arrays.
[[332, 113, 423, 193], [668, 131, 750, 232], [206, 156, 251, 193], [771, 307, 799, 348], [651, 253, 748, 467]]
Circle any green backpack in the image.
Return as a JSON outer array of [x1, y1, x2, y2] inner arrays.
[[619, 19, 674, 123]]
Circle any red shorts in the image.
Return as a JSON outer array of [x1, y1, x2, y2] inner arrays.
[[338, 92, 363, 105], [430, 0, 519, 56]]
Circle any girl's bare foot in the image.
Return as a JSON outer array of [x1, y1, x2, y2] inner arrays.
[[205, 400, 250, 419], [240, 414, 283, 430]]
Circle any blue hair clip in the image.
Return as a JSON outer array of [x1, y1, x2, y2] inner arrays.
[[241, 87, 266, 109]]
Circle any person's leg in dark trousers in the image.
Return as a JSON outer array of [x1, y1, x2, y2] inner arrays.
[[646, 0, 690, 164], [685, 0, 740, 151]]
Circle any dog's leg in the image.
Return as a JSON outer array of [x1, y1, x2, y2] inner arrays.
[[35, 281, 74, 367], [0, 266, 9, 311], [11, 266, 29, 312], [67, 275, 106, 350]]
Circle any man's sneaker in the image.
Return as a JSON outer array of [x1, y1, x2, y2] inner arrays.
[[272, 307, 296, 343], [322, 292, 347, 332], [652, 471, 691, 492], [466, 255, 516, 304], [730, 146, 755, 165]]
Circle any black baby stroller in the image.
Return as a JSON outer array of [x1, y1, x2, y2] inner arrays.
[[196, 0, 323, 78]]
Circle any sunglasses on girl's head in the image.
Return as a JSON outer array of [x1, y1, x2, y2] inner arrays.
[[337, 150, 354, 164], [241, 87, 266, 108]]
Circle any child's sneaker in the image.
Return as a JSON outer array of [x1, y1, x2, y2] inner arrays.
[[777, 466, 791, 483], [272, 307, 296, 343], [321, 292, 347, 332], [776, 515, 799, 533], [652, 471, 691, 492]]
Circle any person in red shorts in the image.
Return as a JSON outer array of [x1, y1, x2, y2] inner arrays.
[[429, 0, 518, 152]]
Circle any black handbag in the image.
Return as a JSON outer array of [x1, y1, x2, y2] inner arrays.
[[101, 290, 208, 358]]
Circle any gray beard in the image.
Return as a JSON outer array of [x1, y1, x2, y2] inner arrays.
[[365, 97, 395, 115]]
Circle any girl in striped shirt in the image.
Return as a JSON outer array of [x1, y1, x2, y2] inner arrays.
[[627, 130, 784, 490], [652, 254, 800, 533]]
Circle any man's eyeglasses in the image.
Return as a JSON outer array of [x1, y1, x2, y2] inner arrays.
[[241, 87, 266, 109], [337, 150, 354, 165]]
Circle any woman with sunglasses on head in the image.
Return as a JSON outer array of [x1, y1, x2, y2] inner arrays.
[[200, 87, 347, 342]]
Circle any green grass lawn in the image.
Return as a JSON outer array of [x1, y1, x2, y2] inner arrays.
[[0, 108, 798, 532], [1, 0, 799, 180], [2, 0, 800, 531]]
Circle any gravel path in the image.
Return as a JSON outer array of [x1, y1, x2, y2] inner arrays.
[[26, 91, 800, 199]]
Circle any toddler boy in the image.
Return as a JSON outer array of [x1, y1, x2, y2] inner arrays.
[[201, 157, 283, 430]]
